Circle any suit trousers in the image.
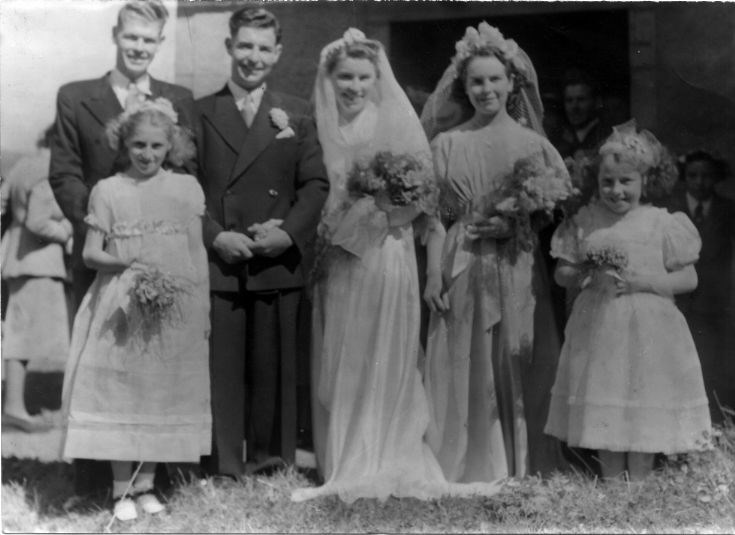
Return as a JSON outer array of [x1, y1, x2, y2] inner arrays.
[[207, 288, 305, 477]]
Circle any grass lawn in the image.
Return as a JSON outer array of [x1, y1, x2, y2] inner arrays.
[[2, 423, 733, 533]]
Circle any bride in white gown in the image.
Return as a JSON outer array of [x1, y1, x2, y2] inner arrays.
[[292, 29, 500, 503]]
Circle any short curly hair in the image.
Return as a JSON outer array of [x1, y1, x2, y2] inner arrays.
[[106, 108, 195, 171], [596, 149, 678, 201], [229, 7, 281, 43]]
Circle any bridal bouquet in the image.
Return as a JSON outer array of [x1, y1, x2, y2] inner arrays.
[[347, 151, 438, 214], [128, 266, 188, 329], [477, 155, 578, 260]]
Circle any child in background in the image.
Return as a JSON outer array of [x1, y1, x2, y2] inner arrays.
[[1, 126, 72, 430], [61, 99, 210, 520], [545, 121, 711, 481], [666, 150, 735, 422]]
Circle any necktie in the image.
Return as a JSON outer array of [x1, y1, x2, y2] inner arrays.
[[693, 202, 704, 226], [125, 83, 144, 109], [241, 95, 256, 127]]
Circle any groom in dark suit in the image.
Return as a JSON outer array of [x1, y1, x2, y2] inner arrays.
[[48, 0, 194, 496], [195, 7, 328, 478]]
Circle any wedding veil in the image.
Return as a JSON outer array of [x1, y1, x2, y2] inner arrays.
[[314, 29, 433, 219]]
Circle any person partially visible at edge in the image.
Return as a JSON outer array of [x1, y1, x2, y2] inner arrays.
[[48, 0, 195, 498], [195, 6, 329, 480], [1, 126, 73, 433], [665, 150, 735, 423]]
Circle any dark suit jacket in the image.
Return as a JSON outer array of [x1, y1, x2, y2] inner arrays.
[[666, 191, 735, 315], [195, 86, 329, 293], [49, 73, 195, 273], [548, 118, 609, 160]]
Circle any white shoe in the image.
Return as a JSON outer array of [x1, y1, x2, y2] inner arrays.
[[136, 491, 165, 515], [113, 497, 138, 521]]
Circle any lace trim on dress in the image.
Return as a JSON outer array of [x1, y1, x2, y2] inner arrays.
[[108, 219, 186, 239]]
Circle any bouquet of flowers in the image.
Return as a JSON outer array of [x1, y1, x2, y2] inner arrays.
[[347, 151, 438, 214], [128, 266, 188, 330], [477, 155, 579, 261], [583, 244, 629, 283]]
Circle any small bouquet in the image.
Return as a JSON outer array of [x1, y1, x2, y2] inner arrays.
[[347, 151, 438, 214], [477, 155, 578, 261], [582, 243, 629, 285], [128, 266, 188, 329]]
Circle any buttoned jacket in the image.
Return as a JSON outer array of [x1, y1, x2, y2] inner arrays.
[[195, 85, 328, 292]]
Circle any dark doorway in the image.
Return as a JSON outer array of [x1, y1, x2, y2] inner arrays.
[[390, 8, 630, 128]]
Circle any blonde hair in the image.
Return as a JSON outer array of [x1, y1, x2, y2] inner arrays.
[[116, 0, 168, 28], [106, 100, 194, 169]]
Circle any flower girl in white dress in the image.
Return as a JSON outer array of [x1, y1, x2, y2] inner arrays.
[[61, 99, 211, 520], [545, 122, 711, 481]]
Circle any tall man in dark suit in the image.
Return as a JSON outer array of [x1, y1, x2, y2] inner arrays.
[[50, 0, 194, 308], [48, 0, 194, 496], [195, 7, 328, 478]]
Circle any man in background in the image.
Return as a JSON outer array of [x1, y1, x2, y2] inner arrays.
[[549, 69, 607, 160]]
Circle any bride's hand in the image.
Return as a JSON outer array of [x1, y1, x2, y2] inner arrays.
[[424, 271, 449, 313], [466, 216, 513, 240]]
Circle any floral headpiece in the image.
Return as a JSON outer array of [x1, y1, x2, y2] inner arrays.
[[106, 97, 180, 152], [451, 22, 525, 77], [599, 120, 660, 170], [320, 28, 374, 66], [120, 97, 179, 125]]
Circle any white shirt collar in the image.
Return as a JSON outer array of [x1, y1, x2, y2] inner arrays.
[[686, 191, 712, 217], [110, 69, 152, 94], [110, 69, 152, 108], [227, 80, 266, 112]]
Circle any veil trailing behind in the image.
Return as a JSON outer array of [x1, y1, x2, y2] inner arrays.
[[293, 29, 503, 503]]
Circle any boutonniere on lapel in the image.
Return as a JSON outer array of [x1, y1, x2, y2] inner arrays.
[[270, 108, 295, 139]]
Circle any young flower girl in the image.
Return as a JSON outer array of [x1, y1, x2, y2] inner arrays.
[[545, 121, 711, 481], [61, 99, 211, 520]]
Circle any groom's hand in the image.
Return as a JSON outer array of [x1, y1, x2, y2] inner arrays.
[[213, 231, 255, 263], [250, 227, 293, 258]]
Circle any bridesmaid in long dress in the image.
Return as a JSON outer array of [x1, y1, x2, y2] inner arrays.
[[420, 22, 570, 482]]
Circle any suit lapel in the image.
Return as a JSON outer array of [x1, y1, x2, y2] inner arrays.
[[81, 74, 123, 127], [202, 87, 248, 157], [228, 91, 279, 185]]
